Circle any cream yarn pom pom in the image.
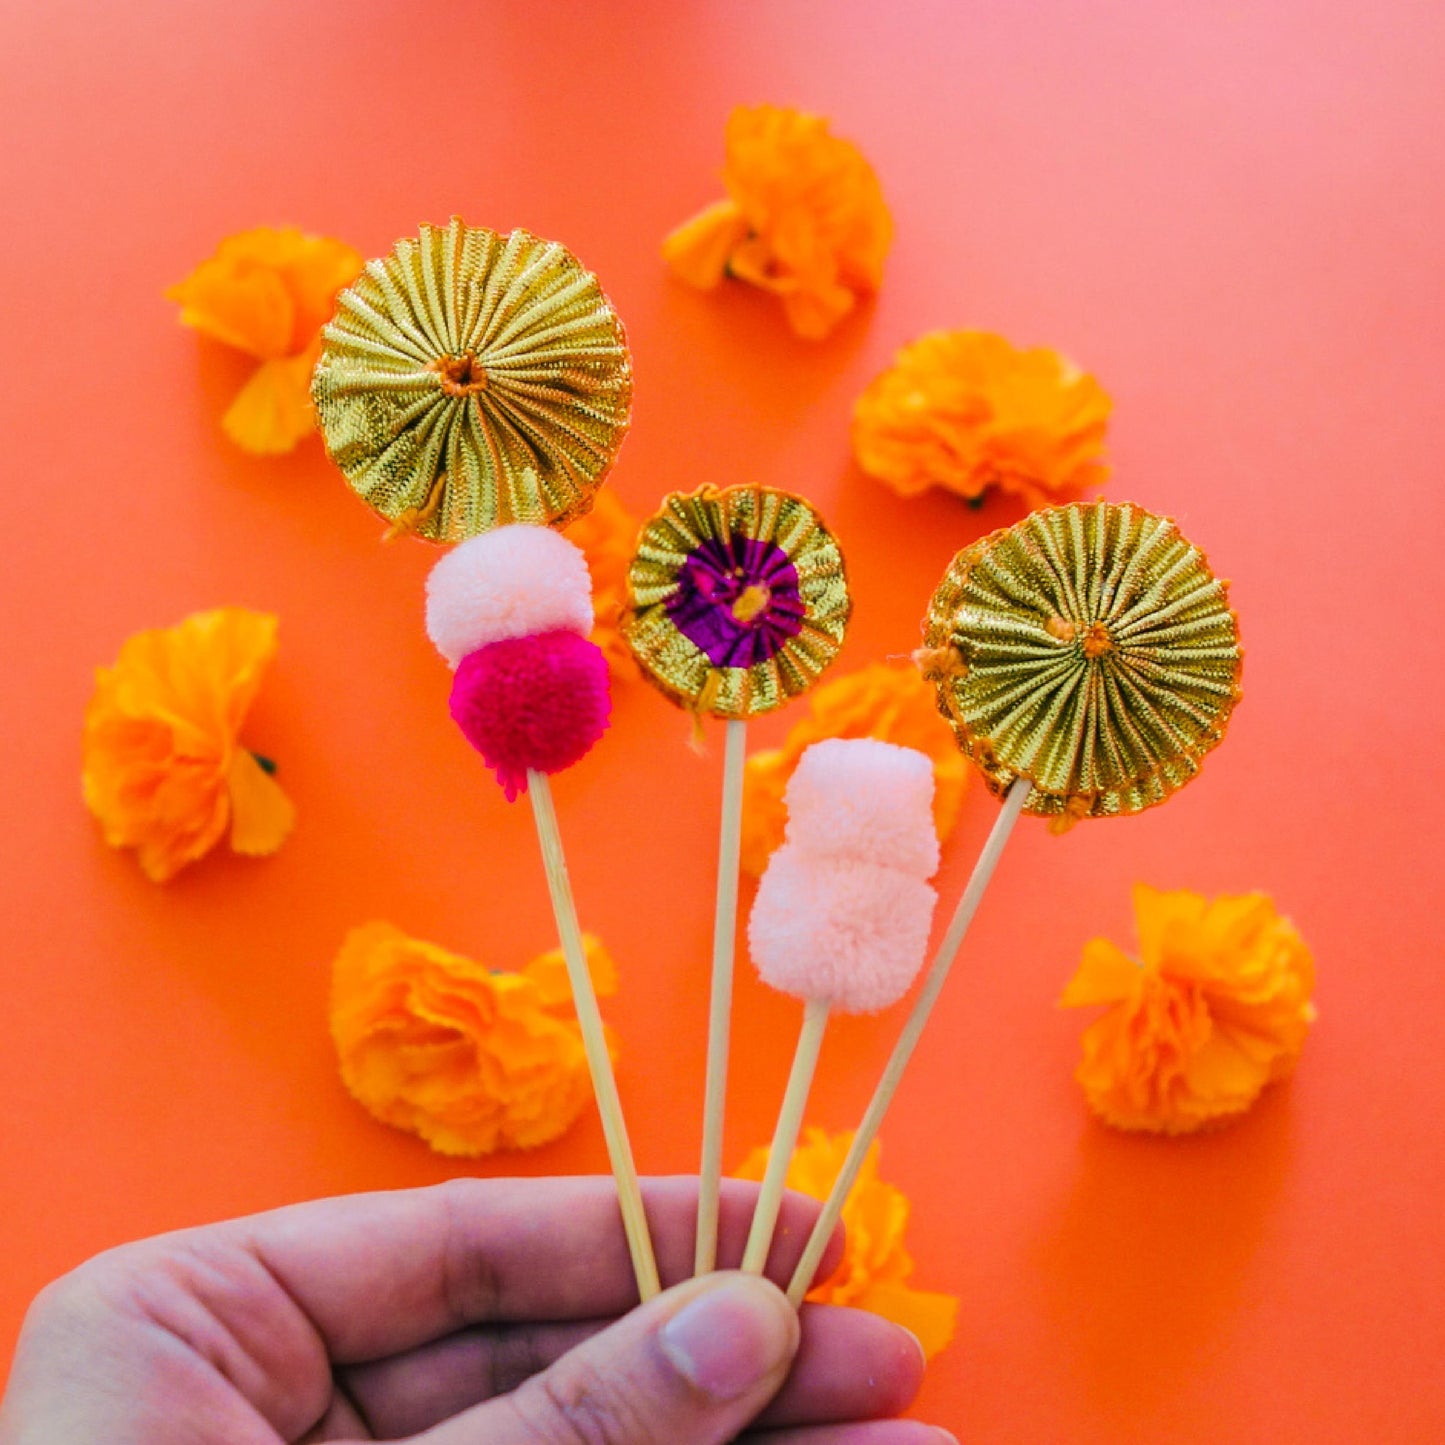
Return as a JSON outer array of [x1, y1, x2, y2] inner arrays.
[[749, 846, 937, 1012], [783, 737, 939, 879], [425, 525, 593, 667], [749, 738, 940, 1013]]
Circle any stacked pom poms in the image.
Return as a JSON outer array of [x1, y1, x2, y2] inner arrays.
[[749, 737, 940, 1013], [425, 525, 611, 800]]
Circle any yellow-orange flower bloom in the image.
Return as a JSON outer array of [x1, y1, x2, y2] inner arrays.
[[735, 1127, 957, 1358], [741, 663, 967, 877], [564, 490, 640, 680], [1060, 885, 1316, 1134], [663, 105, 892, 339], [331, 923, 619, 1157], [853, 330, 1111, 508], [168, 226, 364, 455], [82, 609, 296, 882]]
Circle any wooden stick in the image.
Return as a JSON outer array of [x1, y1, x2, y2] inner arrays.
[[528, 769, 661, 1302], [695, 717, 748, 1276], [785, 777, 1031, 1306], [742, 996, 831, 1275]]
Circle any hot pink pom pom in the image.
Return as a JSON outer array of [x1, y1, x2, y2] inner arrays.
[[748, 845, 937, 1013], [449, 630, 611, 800], [426, 525, 594, 668], [784, 738, 940, 879]]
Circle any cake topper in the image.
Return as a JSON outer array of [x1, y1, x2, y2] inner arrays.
[[740, 739, 940, 1274], [623, 484, 850, 719], [786, 499, 1244, 1305], [917, 499, 1242, 828], [421, 524, 654, 1298], [316, 220, 656, 1301], [622, 483, 852, 1275], [313, 219, 632, 541]]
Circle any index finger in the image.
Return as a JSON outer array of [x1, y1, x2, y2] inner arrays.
[[221, 1175, 843, 1363]]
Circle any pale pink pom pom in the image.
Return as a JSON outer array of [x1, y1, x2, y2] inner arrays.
[[748, 845, 937, 1013], [783, 738, 940, 879], [425, 524, 594, 667]]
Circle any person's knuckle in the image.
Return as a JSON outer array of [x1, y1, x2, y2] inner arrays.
[[13, 1250, 141, 1358], [433, 1178, 502, 1326], [30, 1250, 134, 1320]]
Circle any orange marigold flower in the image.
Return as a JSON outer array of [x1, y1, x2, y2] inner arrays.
[[853, 330, 1111, 508], [1060, 885, 1316, 1135], [168, 226, 364, 455], [663, 104, 892, 339], [735, 1127, 957, 1358], [331, 923, 619, 1157], [564, 490, 640, 680], [82, 609, 296, 882], [741, 663, 967, 877]]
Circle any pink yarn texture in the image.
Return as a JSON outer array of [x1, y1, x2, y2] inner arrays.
[[749, 846, 938, 1013], [425, 525, 594, 668], [748, 737, 940, 1012], [448, 630, 611, 800], [783, 737, 940, 879]]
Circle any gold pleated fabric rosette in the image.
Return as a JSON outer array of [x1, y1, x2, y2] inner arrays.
[[622, 486, 852, 719], [918, 500, 1242, 827], [312, 218, 633, 542]]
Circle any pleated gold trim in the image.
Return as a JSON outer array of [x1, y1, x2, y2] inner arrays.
[[312, 219, 632, 542], [919, 500, 1242, 824], [622, 486, 852, 720]]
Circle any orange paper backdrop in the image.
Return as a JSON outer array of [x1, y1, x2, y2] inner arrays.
[[2, 2, 1443, 1438]]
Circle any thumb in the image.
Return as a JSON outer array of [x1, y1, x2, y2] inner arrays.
[[417, 1272, 799, 1445]]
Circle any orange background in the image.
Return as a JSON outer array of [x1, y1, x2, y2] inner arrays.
[[3, 2, 1444, 1438]]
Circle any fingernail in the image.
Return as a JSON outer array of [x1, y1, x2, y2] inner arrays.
[[659, 1276, 797, 1400], [900, 1324, 927, 1369], [934, 1431, 960, 1444]]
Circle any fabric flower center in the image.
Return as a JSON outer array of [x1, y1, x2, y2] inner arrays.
[[666, 534, 804, 667], [434, 351, 490, 397], [1081, 621, 1113, 658], [1046, 614, 1114, 658]]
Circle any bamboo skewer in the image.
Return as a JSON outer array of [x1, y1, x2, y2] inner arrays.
[[785, 776, 1031, 1306], [742, 997, 831, 1274], [528, 769, 661, 1302], [695, 717, 749, 1276]]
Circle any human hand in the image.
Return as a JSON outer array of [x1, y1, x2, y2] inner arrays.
[[0, 1176, 953, 1444]]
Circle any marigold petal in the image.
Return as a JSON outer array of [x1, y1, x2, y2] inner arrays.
[[522, 935, 619, 1009], [733, 1127, 955, 1353], [854, 330, 1110, 505], [665, 105, 891, 339], [125, 762, 232, 883], [781, 282, 858, 341], [269, 233, 367, 346], [82, 609, 285, 881], [222, 349, 319, 455], [1065, 886, 1315, 1134], [226, 749, 296, 857], [169, 226, 364, 360], [848, 1281, 958, 1360], [1059, 938, 1141, 1008], [564, 491, 642, 680], [1132, 883, 1208, 970], [1180, 1028, 1272, 1105], [661, 199, 751, 289], [168, 257, 296, 359], [331, 922, 618, 1156]]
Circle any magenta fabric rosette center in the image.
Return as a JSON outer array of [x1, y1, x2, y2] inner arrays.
[[665, 534, 805, 668]]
